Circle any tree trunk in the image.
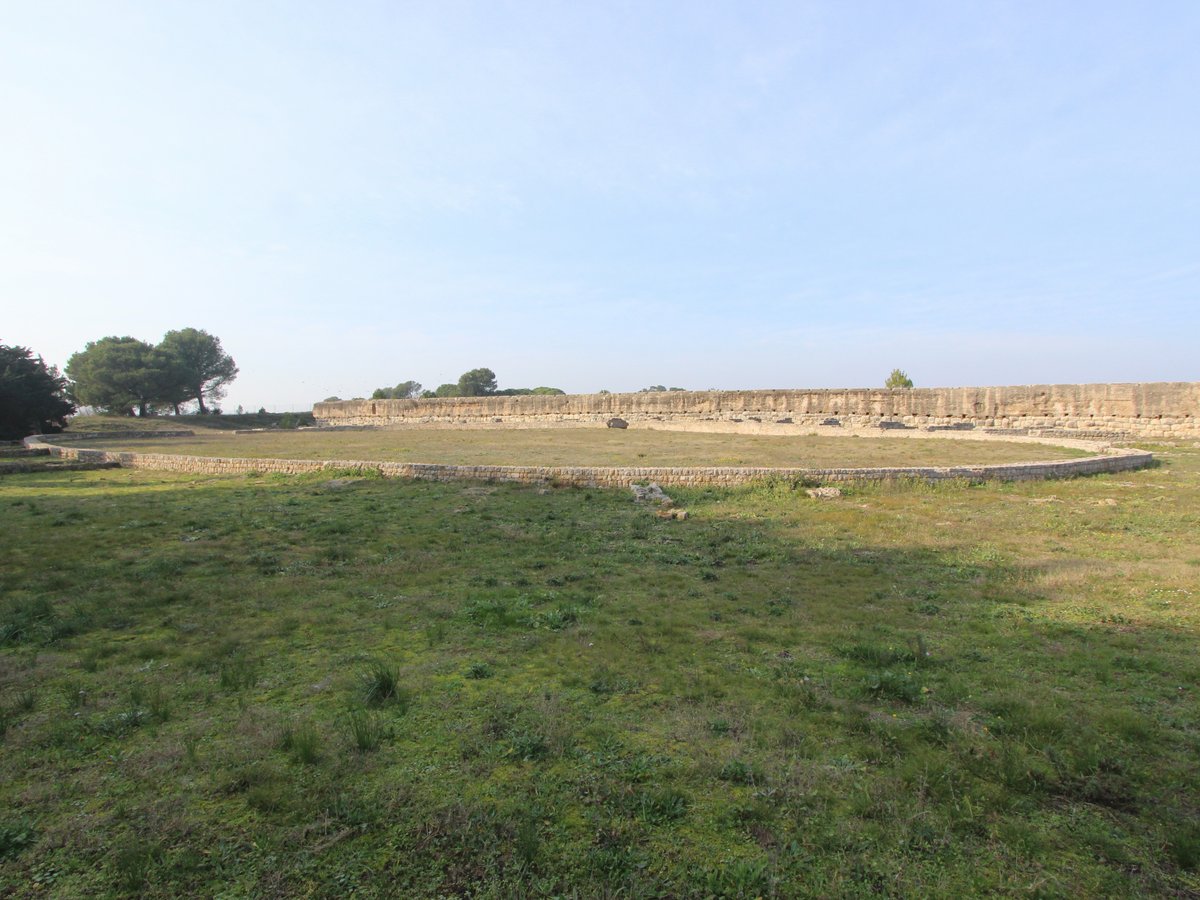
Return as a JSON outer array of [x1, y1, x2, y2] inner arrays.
[[172, 402, 181, 415], [196, 388, 206, 415]]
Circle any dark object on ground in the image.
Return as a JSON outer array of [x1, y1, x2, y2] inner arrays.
[[607, 418, 628, 429]]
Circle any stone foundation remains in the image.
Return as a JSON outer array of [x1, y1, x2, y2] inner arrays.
[[313, 382, 1200, 440], [24, 436, 1153, 489]]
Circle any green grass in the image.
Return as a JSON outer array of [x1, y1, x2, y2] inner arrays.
[[0, 448, 1197, 896], [69, 424, 1090, 468], [67, 412, 315, 433]]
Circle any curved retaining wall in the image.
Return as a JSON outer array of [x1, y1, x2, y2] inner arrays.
[[314, 382, 1200, 440], [25, 438, 1153, 488]]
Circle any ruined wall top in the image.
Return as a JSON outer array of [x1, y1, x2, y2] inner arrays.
[[314, 382, 1200, 425]]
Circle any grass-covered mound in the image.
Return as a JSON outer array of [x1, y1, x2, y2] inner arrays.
[[1, 449, 1197, 896]]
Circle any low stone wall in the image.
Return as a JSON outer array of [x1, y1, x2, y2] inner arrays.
[[24, 437, 1153, 489], [314, 382, 1200, 440]]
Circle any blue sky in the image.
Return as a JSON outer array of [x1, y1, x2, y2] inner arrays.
[[3, 1, 1197, 410]]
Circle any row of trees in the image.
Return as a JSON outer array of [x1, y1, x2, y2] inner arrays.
[[358, 372, 915, 401], [341, 368, 565, 402], [66, 329, 238, 416]]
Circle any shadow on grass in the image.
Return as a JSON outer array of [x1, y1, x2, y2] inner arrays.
[[1, 469, 1197, 896]]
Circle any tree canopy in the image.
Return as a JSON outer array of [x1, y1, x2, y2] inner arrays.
[[371, 380, 422, 400], [64, 329, 238, 416], [457, 368, 497, 397], [158, 328, 238, 414], [360, 369, 561, 402], [65, 336, 166, 417], [885, 369, 914, 389], [0, 343, 76, 439]]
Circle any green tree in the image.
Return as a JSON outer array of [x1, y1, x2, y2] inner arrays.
[[371, 380, 422, 400], [885, 369, 914, 389], [457, 368, 497, 397], [157, 328, 238, 414], [153, 348, 194, 415], [0, 343, 76, 439], [531, 386, 565, 395], [433, 383, 461, 397], [66, 336, 165, 416]]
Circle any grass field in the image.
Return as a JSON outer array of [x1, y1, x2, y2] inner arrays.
[[1, 447, 1198, 896], [66, 413, 315, 433], [72, 426, 1091, 469]]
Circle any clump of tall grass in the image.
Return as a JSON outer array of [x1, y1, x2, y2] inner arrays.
[[278, 720, 322, 764], [346, 711, 390, 752], [360, 660, 410, 711], [219, 656, 258, 692]]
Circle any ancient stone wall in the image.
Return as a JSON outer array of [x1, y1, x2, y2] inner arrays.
[[313, 383, 1200, 439], [25, 437, 1153, 488]]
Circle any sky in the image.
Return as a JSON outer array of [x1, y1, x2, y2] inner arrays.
[[2, 1, 1197, 411]]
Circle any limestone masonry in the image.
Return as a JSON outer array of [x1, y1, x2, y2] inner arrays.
[[313, 382, 1200, 439], [21, 437, 1155, 489]]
